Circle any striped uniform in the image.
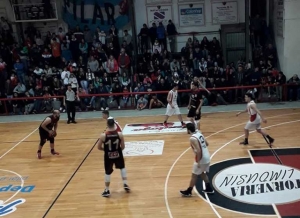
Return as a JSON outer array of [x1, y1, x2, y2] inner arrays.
[[190, 131, 210, 175], [245, 100, 261, 130], [165, 89, 181, 116]]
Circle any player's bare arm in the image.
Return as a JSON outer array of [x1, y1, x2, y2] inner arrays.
[[41, 118, 53, 134], [97, 134, 105, 150], [198, 78, 210, 94], [236, 108, 247, 116], [190, 137, 202, 164], [167, 92, 173, 108], [54, 122, 58, 132], [187, 95, 192, 109], [118, 132, 125, 150], [149, 99, 154, 109], [250, 104, 267, 122], [197, 99, 203, 113]]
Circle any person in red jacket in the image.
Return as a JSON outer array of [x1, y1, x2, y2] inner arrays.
[[118, 48, 130, 75]]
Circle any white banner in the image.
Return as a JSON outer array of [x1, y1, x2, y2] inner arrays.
[[123, 140, 164, 156], [146, 0, 172, 5], [276, 0, 284, 37], [212, 1, 238, 24], [178, 4, 205, 27], [147, 5, 172, 26]]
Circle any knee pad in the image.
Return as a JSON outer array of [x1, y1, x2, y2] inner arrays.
[[39, 139, 46, 146]]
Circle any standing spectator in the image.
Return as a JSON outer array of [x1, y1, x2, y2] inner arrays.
[[156, 22, 167, 50], [14, 59, 25, 85], [51, 38, 61, 67], [61, 67, 70, 88], [167, 20, 177, 52], [149, 23, 157, 48], [118, 48, 130, 75], [123, 30, 132, 49], [274, 71, 286, 101], [138, 24, 149, 51]]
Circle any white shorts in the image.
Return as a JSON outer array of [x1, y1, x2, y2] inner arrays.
[[192, 162, 210, 175], [245, 121, 261, 130], [165, 104, 181, 116]]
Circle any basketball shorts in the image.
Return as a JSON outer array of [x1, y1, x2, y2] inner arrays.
[[39, 128, 54, 143], [165, 104, 181, 116], [245, 121, 261, 130], [192, 162, 210, 175], [187, 107, 201, 121], [104, 156, 125, 175]]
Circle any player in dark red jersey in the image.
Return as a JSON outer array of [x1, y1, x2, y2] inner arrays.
[[97, 118, 130, 197], [187, 81, 204, 130], [102, 110, 122, 132], [37, 110, 60, 159]]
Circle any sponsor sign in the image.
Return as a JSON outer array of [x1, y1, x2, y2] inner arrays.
[[178, 4, 205, 27], [123, 140, 164, 156], [211, 1, 238, 24], [147, 5, 172, 26], [122, 122, 187, 135], [213, 163, 300, 205]]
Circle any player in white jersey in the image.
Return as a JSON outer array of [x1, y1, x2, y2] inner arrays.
[[236, 93, 274, 145], [180, 123, 214, 197], [102, 110, 122, 132], [163, 83, 186, 128]]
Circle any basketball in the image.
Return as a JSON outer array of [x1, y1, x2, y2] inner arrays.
[[49, 131, 57, 138]]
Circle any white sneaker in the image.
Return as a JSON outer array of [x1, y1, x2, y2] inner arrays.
[[101, 107, 104, 111], [118, 106, 121, 109]]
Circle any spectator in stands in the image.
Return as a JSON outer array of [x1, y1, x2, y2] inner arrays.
[[167, 20, 177, 52], [138, 24, 149, 51], [149, 23, 157, 48], [287, 74, 300, 101], [136, 95, 148, 110], [156, 22, 167, 50], [118, 48, 130, 75]]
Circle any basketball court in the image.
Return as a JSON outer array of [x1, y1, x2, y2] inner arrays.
[[0, 104, 300, 218]]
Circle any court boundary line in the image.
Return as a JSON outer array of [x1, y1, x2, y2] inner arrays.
[[195, 120, 300, 217], [165, 112, 300, 218], [0, 106, 298, 124], [42, 139, 99, 218]]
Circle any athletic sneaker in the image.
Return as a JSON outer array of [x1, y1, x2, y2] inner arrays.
[[124, 184, 130, 192], [180, 189, 192, 197], [203, 188, 214, 194], [51, 150, 60, 155], [239, 139, 249, 145], [163, 122, 168, 128], [102, 189, 110, 197]]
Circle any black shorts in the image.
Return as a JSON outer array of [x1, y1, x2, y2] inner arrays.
[[39, 128, 54, 144], [104, 156, 125, 175], [187, 107, 201, 121]]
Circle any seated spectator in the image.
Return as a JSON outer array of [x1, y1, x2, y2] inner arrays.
[[136, 95, 148, 110], [149, 95, 165, 109]]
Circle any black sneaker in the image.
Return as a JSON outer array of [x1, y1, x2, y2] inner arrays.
[[67, 120, 70, 124], [124, 184, 130, 192], [180, 189, 192, 197], [203, 187, 214, 194], [268, 137, 275, 145], [71, 120, 77, 124], [239, 140, 248, 145], [102, 189, 110, 197]]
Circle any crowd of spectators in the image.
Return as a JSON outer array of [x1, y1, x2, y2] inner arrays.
[[0, 16, 299, 115]]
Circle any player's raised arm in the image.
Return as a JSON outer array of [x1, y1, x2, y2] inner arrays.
[[118, 132, 125, 150], [190, 137, 202, 163]]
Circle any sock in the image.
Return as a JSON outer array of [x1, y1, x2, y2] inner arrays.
[[105, 186, 109, 191], [123, 180, 128, 185], [245, 138, 248, 143], [164, 121, 167, 124], [51, 149, 54, 153], [37, 150, 41, 153]]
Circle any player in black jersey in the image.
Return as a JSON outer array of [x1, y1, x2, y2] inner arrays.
[[37, 110, 60, 159], [97, 118, 130, 197], [187, 81, 203, 130]]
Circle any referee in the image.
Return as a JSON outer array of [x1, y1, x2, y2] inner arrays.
[[64, 84, 78, 124]]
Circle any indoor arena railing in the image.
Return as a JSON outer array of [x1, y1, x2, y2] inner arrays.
[[0, 83, 298, 115]]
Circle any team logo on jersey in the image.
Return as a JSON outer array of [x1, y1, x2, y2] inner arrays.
[[195, 148, 300, 217]]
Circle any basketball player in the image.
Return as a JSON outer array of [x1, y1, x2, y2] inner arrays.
[[102, 110, 122, 132], [97, 119, 130, 197], [236, 93, 275, 145], [37, 110, 60, 159], [180, 123, 214, 197], [163, 83, 186, 128], [187, 81, 203, 130]]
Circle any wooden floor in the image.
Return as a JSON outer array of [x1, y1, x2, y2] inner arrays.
[[0, 108, 300, 218]]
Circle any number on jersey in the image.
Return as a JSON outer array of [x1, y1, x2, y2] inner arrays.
[[105, 139, 120, 159], [199, 135, 207, 148]]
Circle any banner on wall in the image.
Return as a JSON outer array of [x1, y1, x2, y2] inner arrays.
[[178, 4, 205, 27], [211, 1, 238, 24], [276, 0, 284, 37], [146, 0, 172, 5], [147, 5, 172, 26], [62, 0, 130, 32]]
